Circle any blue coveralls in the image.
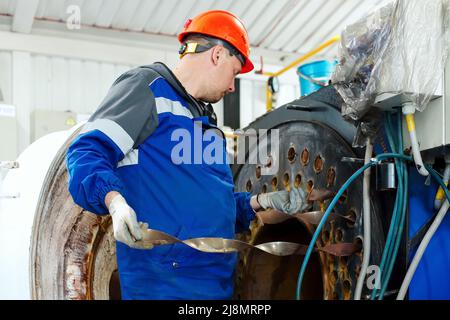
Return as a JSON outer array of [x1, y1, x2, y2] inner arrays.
[[66, 62, 255, 299]]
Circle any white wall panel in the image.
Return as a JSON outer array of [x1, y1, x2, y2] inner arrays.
[[50, 57, 69, 112], [0, 51, 12, 104], [83, 60, 101, 113], [32, 55, 50, 110], [98, 62, 116, 102], [12, 51, 32, 154], [28, 54, 133, 118], [68, 59, 82, 112]]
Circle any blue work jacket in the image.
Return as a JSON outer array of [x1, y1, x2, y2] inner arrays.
[[66, 62, 255, 299]]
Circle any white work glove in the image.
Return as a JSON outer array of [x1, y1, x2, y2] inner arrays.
[[257, 188, 311, 215], [108, 194, 152, 249]]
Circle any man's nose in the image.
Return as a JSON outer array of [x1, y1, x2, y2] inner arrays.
[[228, 80, 235, 93]]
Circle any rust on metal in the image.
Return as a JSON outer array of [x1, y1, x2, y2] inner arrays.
[[338, 190, 348, 204], [335, 228, 344, 243], [294, 173, 302, 188], [271, 177, 278, 191], [256, 166, 262, 180], [314, 155, 324, 173], [288, 146, 296, 163], [327, 167, 336, 187], [346, 209, 357, 228], [262, 184, 268, 194], [265, 156, 273, 168], [342, 279, 352, 300], [246, 180, 253, 192], [307, 180, 314, 193], [283, 173, 290, 190], [301, 148, 310, 166], [322, 229, 331, 244]]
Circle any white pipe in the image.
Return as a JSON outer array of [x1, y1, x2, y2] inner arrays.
[[397, 200, 450, 300], [354, 139, 373, 300], [408, 129, 429, 176], [434, 164, 450, 209], [403, 104, 429, 176]]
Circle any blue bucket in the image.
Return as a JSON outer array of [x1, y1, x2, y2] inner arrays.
[[298, 60, 337, 96]]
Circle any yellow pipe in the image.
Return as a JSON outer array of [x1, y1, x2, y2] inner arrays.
[[436, 184, 448, 201], [264, 35, 341, 78], [264, 36, 340, 112], [406, 114, 416, 132], [266, 81, 273, 112]]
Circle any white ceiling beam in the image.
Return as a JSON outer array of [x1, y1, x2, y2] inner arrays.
[[281, 0, 327, 52], [181, 0, 216, 24], [12, 0, 39, 33], [127, 0, 159, 32], [300, 0, 360, 52], [211, 0, 234, 12], [227, 0, 253, 19], [95, 0, 121, 28], [163, 0, 197, 35], [267, 0, 313, 51], [81, 0, 103, 26], [111, 0, 141, 30], [154, 0, 179, 34], [240, 0, 270, 33], [258, 0, 306, 49], [288, 0, 341, 53], [171, 0, 198, 36], [44, 0, 66, 20], [144, 0, 177, 34], [249, 0, 291, 46]]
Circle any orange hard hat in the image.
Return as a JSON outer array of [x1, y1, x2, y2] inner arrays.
[[178, 10, 254, 74]]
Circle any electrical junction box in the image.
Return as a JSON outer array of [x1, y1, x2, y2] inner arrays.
[[402, 58, 450, 161], [0, 104, 17, 160], [30, 109, 78, 143]]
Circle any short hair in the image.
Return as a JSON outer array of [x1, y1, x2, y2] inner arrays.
[[183, 34, 211, 45]]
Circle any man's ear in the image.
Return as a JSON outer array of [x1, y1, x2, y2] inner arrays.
[[211, 46, 224, 66]]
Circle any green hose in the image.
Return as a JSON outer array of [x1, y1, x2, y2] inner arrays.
[[371, 112, 404, 299], [378, 111, 409, 299]]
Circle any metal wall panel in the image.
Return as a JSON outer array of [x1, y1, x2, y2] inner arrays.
[[0, 51, 12, 104], [30, 54, 133, 116]]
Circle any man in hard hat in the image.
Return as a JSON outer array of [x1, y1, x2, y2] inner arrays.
[[66, 10, 315, 300]]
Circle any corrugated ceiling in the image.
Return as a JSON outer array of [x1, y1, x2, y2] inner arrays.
[[0, 0, 382, 58]]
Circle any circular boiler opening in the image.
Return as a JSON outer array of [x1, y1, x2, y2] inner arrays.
[[237, 219, 324, 300]]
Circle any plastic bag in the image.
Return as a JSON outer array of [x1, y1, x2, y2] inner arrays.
[[332, 0, 450, 122]]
